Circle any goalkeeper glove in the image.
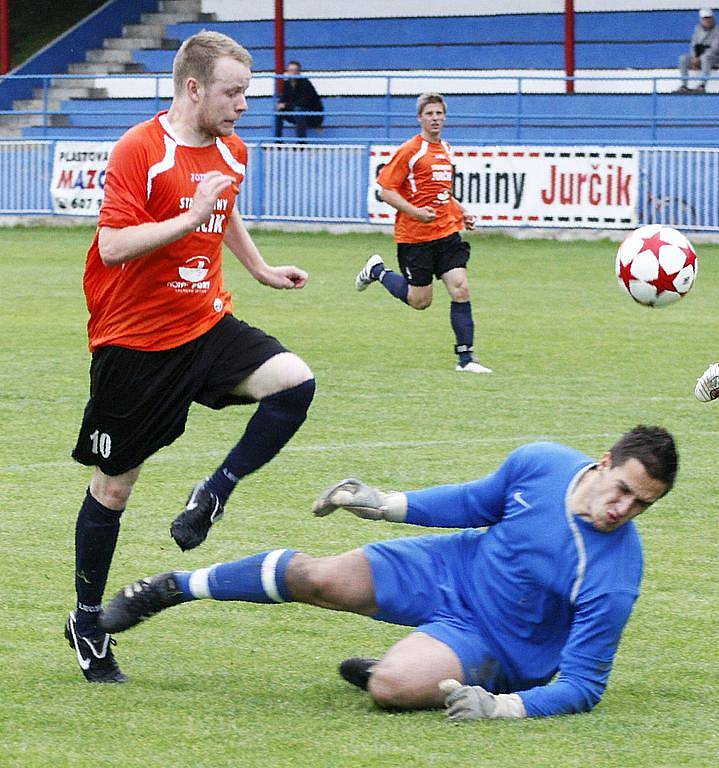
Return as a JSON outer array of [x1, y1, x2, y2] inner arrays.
[[439, 679, 527, 721], [312, 478, 407, 522]]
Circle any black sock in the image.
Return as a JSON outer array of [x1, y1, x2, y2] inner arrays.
[[450, 301, 475, 365], [378, 269, 409, 302], [206, 379, 316, 502], [74, 489, 123, 636]]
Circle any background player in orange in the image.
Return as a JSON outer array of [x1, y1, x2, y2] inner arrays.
[[65, 31, 315, 683], [355, 92, 490, 374]]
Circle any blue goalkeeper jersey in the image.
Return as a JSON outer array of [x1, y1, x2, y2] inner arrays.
[[404, 442, 644, 717]]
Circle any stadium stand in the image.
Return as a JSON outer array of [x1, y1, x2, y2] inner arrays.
[[2, 0, 719, 144]]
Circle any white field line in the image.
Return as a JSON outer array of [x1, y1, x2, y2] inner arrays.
[[0, 432, 632, 474]]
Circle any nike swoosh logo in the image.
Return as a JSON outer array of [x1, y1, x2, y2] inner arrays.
[[513, 491, 531, 509], [68, 619, 92, 669]]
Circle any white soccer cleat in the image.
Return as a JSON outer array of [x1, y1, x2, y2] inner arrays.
[[456, 360, 493, 374], [355, 254, 384, 291], [695, 363, 719, 402]]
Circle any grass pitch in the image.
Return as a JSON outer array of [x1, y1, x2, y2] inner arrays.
[[1, 226, 717, 768]]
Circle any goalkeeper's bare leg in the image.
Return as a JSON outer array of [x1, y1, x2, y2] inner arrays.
[[99, 547, 462, 708]]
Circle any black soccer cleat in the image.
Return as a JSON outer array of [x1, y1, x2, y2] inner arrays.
[[64, 610, 126, 683], [170, 480, 224, 551], [339, 657, 379, 691], [99, 572, 186, 634]]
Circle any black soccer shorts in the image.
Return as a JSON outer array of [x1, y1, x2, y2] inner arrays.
[[396, 232, 471, 286], [71, 315, 287, 476]]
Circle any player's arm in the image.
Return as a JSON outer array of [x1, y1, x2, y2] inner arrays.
[[438, 591, 635, 721], [513, 591, 635, 717], [455, 201, 476, 231], [448, 160, 475, 230], [98, 171, 235, 266], [313, 464, 509, 528], [379, 186, 436, 223], [224, 208, 307, 289]]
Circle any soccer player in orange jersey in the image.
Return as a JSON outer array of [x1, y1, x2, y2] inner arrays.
[[355, 93, 491, 374], [65, 31, 315, 682]]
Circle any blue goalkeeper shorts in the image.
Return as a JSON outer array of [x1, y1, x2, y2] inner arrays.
[[363, 530, 513, 693]]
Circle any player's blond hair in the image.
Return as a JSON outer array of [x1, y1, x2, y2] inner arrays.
[[173, 30, 253, 92], [416, 92, 447, 115]]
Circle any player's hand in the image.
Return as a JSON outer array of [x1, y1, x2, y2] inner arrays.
[[463, 212, 477, 231], [262, 265, 309, 289], [413, 206, 437, 223], [313, 478, 389, 520], [191, 171, 236, 225], [439, 680, 526, 721], [439, 680, 499, 720]]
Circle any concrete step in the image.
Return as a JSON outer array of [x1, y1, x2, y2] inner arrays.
[[34, 86, 109, 100], [86, 48, 135, 64], [68, 61, 145, 75], [50, 77, 97, 88], [158, 0, 202, 12], [13, 97, 63, 112], [140, 11, 200, 24], [104, 37, 164, 50], [123, 23, 167, 37], [0, 113, 45, 127]]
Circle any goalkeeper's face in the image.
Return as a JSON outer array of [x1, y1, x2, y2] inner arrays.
[[197, 57, 251, 138], [582, 455, 668, 533]]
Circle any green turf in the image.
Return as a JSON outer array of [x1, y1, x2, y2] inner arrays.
[[1, 227, 717, 767]]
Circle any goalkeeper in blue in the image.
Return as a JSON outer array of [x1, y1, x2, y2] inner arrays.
[[100, 425, 677, 721]]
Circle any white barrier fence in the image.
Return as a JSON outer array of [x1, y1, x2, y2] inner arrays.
[[1, 140, 718, 231]]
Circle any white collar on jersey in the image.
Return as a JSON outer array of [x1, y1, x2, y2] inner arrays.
[[565, 462, 597, 517], [159, 112, 230, 152]]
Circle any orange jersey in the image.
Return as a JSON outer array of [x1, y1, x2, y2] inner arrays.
[[376, 134, 464, 244], [83, 112, 247, 352]]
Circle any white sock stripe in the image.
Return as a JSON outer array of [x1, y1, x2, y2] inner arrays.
[[260, 549, 288, 603], [188, 565, 215, 599]]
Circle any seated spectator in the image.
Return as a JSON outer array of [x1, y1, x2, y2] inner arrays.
[[676, 8, 719, 93], [274, 61, 324, 138]]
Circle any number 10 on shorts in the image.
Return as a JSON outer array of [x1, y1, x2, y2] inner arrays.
[[90, 430, 112, 458]]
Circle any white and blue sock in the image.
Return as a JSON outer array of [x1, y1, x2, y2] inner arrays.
[[172, 549, 298, 603]]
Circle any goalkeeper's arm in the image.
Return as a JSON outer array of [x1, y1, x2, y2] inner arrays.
[[312, 479, 407, 522]]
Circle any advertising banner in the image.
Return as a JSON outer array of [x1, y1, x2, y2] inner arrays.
[[368, 145, 639, 229], [50, 141, 114, 216]]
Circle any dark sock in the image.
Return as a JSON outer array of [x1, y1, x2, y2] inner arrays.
[[451, 301, 475, 365], [75, 489, 123, 636], [173, 549, 297, 603], [369, 262, 384, 280], [206, 379, 315, 503], [378, 269, 409, 303]]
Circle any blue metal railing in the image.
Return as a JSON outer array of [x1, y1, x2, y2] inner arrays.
[[2, 139, 718, 230]]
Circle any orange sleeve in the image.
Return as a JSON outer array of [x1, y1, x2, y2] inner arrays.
[[98, 127, 157, 229], [376, 143, 413, 192]]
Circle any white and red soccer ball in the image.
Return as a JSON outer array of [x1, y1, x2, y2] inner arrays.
[[615, 225, 698, 307]]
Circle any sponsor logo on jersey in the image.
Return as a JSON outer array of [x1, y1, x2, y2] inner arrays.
[[179, 256, 209, 283], [168, 256, 212, 293]]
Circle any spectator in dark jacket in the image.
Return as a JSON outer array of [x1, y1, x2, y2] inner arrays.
[[274, 61, 324, 138]]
